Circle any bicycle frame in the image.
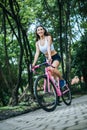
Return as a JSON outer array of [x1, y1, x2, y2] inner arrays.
[[32, 62, 72, 110], [32, 62, 69, 97], [45, 67, 62, 96]]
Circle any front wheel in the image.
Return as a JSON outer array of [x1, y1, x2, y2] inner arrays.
[[61, 82, 72, 105], [34, 75, 57, 112]]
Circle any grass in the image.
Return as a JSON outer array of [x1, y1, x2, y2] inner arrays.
[[0, 101, 39, 111], [0, 101, 40, 120]]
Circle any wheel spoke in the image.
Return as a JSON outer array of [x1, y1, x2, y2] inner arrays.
[[34, 75, 57, 112], [61, 84, 72, 105]]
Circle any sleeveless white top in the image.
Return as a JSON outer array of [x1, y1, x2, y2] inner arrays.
[[38, 38, 54, 54]]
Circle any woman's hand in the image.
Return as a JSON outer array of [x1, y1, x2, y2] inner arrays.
[[47, 57, 52, 64]]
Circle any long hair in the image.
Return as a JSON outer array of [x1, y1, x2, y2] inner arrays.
[[35, 25, 53, 42]]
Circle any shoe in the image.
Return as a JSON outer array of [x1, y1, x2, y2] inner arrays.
[[59, 80, 66, 88], [56, 100, 61, 106], [57, 96, 62, 105]]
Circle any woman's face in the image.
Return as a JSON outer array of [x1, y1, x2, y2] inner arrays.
[[36, 26, 45, 37]]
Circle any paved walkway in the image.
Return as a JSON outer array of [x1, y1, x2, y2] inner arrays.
[[0, 95, 87, 130]]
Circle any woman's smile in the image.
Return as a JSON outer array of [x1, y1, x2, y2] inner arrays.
[[37, 27, 44, 37]]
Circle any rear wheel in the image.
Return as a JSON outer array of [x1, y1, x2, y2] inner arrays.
[[61, 82, 72, 105], [34, 75, 57, 112]]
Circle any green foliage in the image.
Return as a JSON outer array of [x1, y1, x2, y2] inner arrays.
[[0, 0, 87, 106], [71, 31, 87, 90]]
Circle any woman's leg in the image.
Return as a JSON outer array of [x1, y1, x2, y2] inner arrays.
[[51, 60, 63, 80], [48, 60, 66, 88]]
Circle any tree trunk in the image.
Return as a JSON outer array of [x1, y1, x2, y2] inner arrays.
[[57, 0, 65, 77], [82, 69, 87, 90]]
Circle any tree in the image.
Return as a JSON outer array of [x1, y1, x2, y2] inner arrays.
[[72, 31, 87, 89], [0, 0, 32, 105], [0, 0, 87, 106]]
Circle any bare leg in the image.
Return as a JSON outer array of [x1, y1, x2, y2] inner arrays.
[[50, 60, 63, 80]]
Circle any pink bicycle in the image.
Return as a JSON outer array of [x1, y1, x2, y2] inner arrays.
[[32, 62, 72, 112]]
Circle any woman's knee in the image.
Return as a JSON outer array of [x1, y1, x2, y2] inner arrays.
[[52, 60, 60, 68], [47, 67, 54, 75], [51, 67, 56, 74]]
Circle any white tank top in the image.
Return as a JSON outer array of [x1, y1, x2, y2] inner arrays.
[[38, 38, 54, 54]]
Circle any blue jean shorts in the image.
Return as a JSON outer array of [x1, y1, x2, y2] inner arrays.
[[45, 53, 61, 63], [51, 53, 61, 63]]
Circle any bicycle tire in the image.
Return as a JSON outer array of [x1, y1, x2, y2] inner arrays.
[[61, 82, 72, 105], [34, 75, 57, 112]]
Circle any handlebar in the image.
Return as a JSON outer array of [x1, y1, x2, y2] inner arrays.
[[31, 62, 48, 72], [30, 62, 55, 72]]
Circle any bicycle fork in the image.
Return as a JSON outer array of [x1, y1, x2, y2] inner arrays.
[[43, 74, 51, 92], [43, 68, 51, 92]]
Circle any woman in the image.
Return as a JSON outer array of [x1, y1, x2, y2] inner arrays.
[[32, 25, 66, 87]]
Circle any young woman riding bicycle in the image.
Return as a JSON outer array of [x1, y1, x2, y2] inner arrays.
[[32, 25, 66, 87]]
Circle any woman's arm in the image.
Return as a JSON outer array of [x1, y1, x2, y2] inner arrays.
[[47, 35, 52, 62], [32, 42, 40, 66]]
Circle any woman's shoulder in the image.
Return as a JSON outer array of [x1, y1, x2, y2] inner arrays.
[[36, 40, 40, 46], [46, 35, 52, 41], [46, 35, 51, 39]]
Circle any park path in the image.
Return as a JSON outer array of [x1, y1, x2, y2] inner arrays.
[[0, 95, 87, 130]]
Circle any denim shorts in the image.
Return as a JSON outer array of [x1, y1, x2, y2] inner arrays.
[[51, 53, 61, 63], [45, 53, 61, 63]]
